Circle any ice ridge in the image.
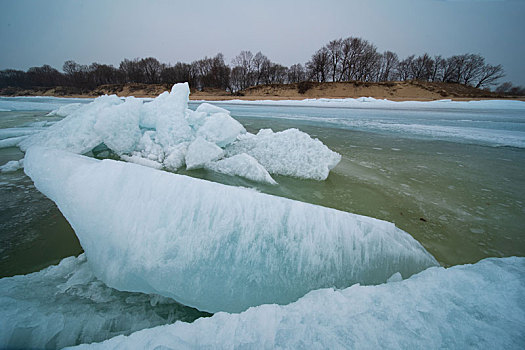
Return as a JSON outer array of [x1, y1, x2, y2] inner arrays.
[[19, 83, 340, 182]]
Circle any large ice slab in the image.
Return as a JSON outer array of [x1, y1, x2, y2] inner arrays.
[[25, 147, 437, 313], [0, 254, 207, 350], [69, 257, 525, 350]]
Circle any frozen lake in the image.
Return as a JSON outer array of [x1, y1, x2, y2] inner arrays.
[[1, 97, 524, 273], [0, 95, 524, 348]]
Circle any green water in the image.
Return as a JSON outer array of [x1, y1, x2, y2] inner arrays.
[[183, 117, 525, 267]]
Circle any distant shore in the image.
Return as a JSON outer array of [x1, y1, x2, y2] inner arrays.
[[1, 81, 524, 101]]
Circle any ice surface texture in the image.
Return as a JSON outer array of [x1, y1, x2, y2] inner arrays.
[[0, 254, 206, 350], [0, 159, 23, 172], [69, 257, 525, 350], [226, 128, 341, 180], [25, 147, 438, 313], [18, 83, 340, 182]]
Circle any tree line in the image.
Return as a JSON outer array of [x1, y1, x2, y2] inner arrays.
[[1, 36, 522, 94]]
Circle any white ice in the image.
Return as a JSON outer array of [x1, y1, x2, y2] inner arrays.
[[16, 83, 340, 182], [19, 94, 125, 154], [69, 257, 525, 350], [195, 102, 231, 115], [196, 113, 245, 147], [0, 159, 23, 172], [46, 102, 84, 116], [206, 153, 277, 185], [0, 96, 92, 112], [226, 128, 341, 180], [203, 96, 525, 110], [0, 127, 44, 139], [0, 254, 201, 350], [24, 147, 437, 313], [185, 137, 224, 170], [0, 136, 27, 149]]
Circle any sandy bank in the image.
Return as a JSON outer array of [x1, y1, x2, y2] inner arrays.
[[1, 81, 523, 101]]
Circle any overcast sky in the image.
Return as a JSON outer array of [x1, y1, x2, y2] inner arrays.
[[1, 0, 524, 85]]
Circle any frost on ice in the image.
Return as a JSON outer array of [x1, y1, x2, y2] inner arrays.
[[17, 83, 340, 182], [24, 147, 437, 313], [69, 257, 525, 350], [0, 254, 207, 350]]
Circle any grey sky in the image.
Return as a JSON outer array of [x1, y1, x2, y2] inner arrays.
[[1, 0, 524, 85]]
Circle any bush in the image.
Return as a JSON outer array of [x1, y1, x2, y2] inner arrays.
[[297, 81, 313, 94]]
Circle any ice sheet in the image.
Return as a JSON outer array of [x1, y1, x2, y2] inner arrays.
[[0, 96, 92, 111], [202, 97, 525, 110]]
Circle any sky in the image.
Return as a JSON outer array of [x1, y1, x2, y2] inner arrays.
[[1, 0, 524, 85]]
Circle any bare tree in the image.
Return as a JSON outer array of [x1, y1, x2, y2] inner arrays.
[[306, 47, 330, 82], [231, 51, 255, 90], [441, 57, 457, 83], [119, 58, 144, 83], [0, 69, 29, 88], [27, 65, 63, 87], [161, 62, 194, 85], [262, 63, 288, 84], [354, 44, 381, 81], [229, 66, 244, 92], [139, 57, 164, 84], [287, 63, 306, 83], [409, 53, 434, 81], [429, 55, 444, 82], [252, 52, 270, 85], [397, 55, 414, 81], [460, 54, 485, 86], [326, 39, 343, 82], [63, 60, 89, 87], [378, 51, 398, 81], [475, 63, 504, 88], [88, 63, 121, 86]]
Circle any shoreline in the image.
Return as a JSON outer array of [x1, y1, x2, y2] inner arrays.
[[2, 94, 524, 103], [2, 81, 523, 102]]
